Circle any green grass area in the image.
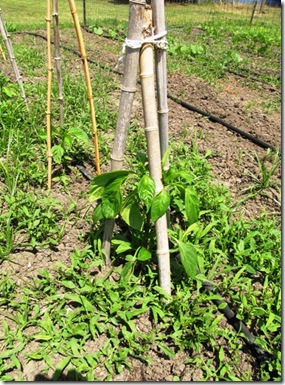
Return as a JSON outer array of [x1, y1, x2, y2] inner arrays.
[[0, 1, 281, 381]]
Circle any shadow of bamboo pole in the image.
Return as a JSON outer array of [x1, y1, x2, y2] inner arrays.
[[0, 8, 28, 107], [68, 0, 101, 175], [139, 6, 171, 295], [52, 0, 64, 127], [102, 0, 146, 264], [46, 0, 53, 191]]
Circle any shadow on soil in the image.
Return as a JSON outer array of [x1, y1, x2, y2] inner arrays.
[[34, 369, 86, 381]]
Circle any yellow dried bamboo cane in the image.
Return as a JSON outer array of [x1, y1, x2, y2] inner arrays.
[[0, 43, 6, 60], [52, 0, 64, 127], [46, 0, 53, 190], [68, 0, 101, 175]]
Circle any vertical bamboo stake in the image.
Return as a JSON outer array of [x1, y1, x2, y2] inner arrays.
[[68, 0, 101, 175], [139, 7, 171, 295], [52, 0, 64, 127], [250, 0, 258, 26], [152, 0, 169, 169], [46, 0, 53, 190], [83, 0, 87, 28], [102, 0, 145, 263], [0, 8, 27, 106]]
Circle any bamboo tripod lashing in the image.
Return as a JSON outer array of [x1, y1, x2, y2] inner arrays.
[[102, 1, 171, 295], [68, 0, 101, 175], [0, 8, 27, 107]]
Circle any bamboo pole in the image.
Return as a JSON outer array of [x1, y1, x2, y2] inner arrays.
[[0, 8, 27, 106], [250, 0, 258, 26], [102, 0, 146, 264], [68, 0, 101, 175], [46, 0, 53, 191], [52, 0, 64, 127], [139, 6, 171, 295], [83, 0, 87, 29], [151, 0, 169, 169], [0, 43, 6, 60]]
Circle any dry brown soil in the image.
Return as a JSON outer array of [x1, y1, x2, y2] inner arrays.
[[0, 28, 281, 381]]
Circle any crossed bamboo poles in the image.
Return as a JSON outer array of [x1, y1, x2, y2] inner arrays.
[[47, 0, 170, 293], [46, 0, 101, 190], [102, 0, 171, 294]]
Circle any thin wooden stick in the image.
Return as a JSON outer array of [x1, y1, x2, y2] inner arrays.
[[152, 0, 169, 169], [140, 6, 171, 295], [102, 0, 146, 264], [52, 0, 64, 127], [68, 0, 101, 175], [46, 0, 53, 190], [0, 8, 27, 106]]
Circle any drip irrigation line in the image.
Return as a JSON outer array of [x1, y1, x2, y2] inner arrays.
[[15, 31, 278, 153], [227, 68, 280, 92], [201, 279, 270, 364], [167, 94, 277, 151]]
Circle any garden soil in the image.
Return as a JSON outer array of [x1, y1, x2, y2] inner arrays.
[[0, 28, 281, 381]]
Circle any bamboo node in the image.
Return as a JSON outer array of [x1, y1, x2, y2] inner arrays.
[[110, 155, 124, 162], [120, 85, 137, 93], [145, 125, 157, 132], [158, 108, 169, 114]]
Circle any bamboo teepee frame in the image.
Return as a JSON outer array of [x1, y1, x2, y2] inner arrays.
[[0, 8, 27, 106], [102, 1, 171, 294], [68, 0, 101, 175], [52, 0, 64, 127], [46, 0, 53, 190]]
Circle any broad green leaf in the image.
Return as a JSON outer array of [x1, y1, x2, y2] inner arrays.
[[121, 200, 143, 230], [137, 247, 151, 261], [89, 185, 104, 201], [151, 188, 170, 222], [68, 127, 89, 143], [138, 174, 155, 211], [52, 145, 64, 164], [112, 239, 132, 254], [101, 191, 122, 219], [61, 280, 76, 289], [185, 188, 199, 225], [177, 241, 198, 279], [92, 204, 103, 223], [90, 170, 129, 188]]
